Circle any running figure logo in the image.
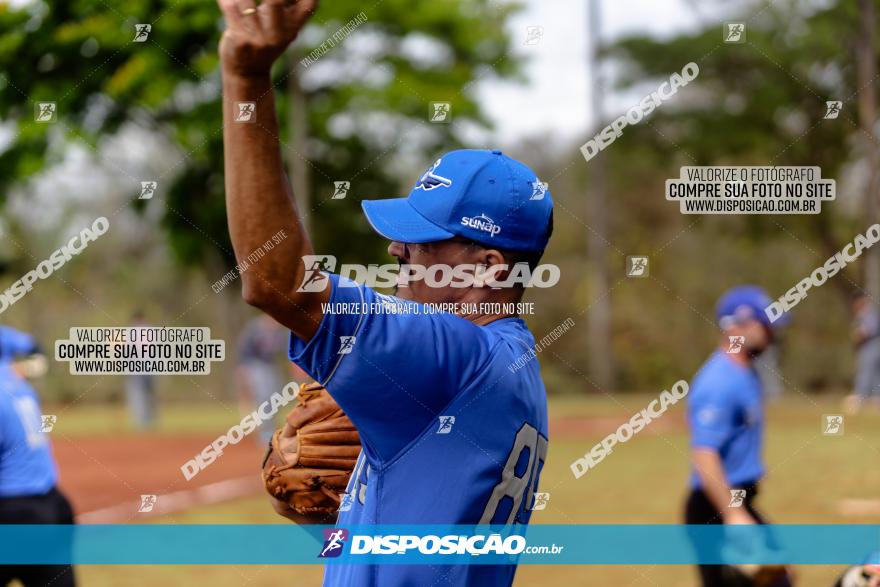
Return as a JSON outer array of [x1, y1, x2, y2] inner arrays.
[[524, 26, 544, 46], [436, 416, 455, 434], [727, 335, 745, 354], [140, 181, 157, 200], [138, 494, 158, 513], [35, 102, 57, 123], [724, 23, 745, 43], [532, 492, 550, 511], [297, 255, 335, 292], [728, 489, 747, 508], [40, 415, 57, 433], [824, 101, 842, 119], [338, 336, 356, 355], [319, 528, 349, 558], [823, 415, 844, 435], [626, 256, 649, 278], [530, 181, 548, 201], [429, 102, 451, 123], [133, 24, 152, 42], [234, 102, 256, 123], [332, 181, 350, 200]]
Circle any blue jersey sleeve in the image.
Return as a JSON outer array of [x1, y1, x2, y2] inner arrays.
[[0, 327, 39, 362], [0, 392, 10, 453], [688, 385, 737, 451], [289, 274, 498, 463]]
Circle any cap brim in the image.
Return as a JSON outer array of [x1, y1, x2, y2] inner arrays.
[[361, 198, 455, 244]]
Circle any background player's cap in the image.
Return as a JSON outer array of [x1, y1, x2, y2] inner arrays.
[[716, 285, 789, 329], [0, 326, 41, 364], [361, 149, 553, 252]]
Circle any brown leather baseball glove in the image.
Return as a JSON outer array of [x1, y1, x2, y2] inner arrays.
[[261, 382, 361, 516]]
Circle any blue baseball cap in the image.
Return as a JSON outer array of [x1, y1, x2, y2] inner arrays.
[[361, 149, 554, 252], [716, 285, 789, 328]]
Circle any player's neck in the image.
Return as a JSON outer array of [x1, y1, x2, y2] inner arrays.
[[441, 288, 524, 325]]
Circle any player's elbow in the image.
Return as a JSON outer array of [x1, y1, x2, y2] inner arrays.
[[241, 275, 324, 341], [241, 281, 264, 308], [241, 279, 277, 311]]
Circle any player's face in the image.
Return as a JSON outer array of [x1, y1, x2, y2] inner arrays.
[[724, 319, 772, 357], [738, 320, 772, 356]]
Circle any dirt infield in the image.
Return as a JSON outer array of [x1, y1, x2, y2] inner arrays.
[[50, 413, 683, 522], [53, 415, 684, 523], [53, 433, 266, 521]]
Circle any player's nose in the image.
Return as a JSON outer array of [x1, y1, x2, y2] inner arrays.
[[387, 241, 407, 260]]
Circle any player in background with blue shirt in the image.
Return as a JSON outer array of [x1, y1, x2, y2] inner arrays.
[[0, 326, 76, 587], [216, 2, 553, 585], [684, 286, 792, 587]]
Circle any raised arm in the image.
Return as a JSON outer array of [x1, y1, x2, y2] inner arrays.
[[217, 0, 327, 341]]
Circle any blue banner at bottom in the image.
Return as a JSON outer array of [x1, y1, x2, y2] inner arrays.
[[0, 525, 878, 565]]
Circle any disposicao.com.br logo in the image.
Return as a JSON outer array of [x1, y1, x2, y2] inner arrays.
[[317, 530, 564, 558]]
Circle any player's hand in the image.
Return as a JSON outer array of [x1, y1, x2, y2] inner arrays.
[[217, 0, 319, 77], [724, 508, 757, 525]]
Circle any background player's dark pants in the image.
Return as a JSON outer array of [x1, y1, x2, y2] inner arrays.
[[0, 486, 76, 587], [684, 483, 791, 587]]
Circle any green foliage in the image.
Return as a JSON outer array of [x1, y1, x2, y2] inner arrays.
[[588, 0, 880, 389], [0, 0, 521, 266]]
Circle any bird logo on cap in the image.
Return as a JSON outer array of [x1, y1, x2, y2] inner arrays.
[[414, 159, 453, 191]]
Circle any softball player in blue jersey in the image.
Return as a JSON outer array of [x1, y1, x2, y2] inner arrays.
[[0, 327, 76, 587], [216, 2, 554, 584], [684, 286, 792, 587]]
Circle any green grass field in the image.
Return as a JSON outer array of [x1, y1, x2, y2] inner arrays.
[[51, 394, 880, 587]]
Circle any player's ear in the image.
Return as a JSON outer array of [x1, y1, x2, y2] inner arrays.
[[474, 248, 515, 286], [477, 248, 507, 271]]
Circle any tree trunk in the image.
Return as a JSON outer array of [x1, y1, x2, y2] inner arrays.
[[857, 0, 879, 299], [586, 0, 613, 391]]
